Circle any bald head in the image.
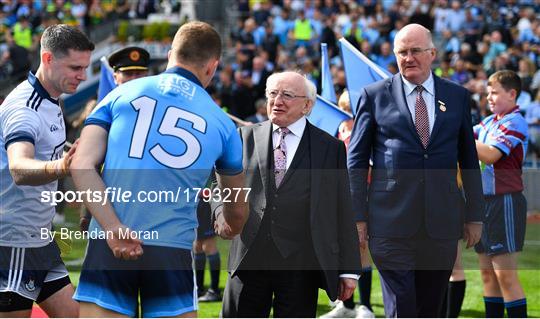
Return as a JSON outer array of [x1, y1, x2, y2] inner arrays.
[[393, 24, 434, 49], [393, 24, 437, 84]]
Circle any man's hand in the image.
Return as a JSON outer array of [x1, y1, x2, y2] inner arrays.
[[463, 222, 482, 248], [337, 278, 357, 301], [105, 225, 144, 260], [214, 208, 235, 240], [356, 221, 368, 249], [61, 139, 79, 175]]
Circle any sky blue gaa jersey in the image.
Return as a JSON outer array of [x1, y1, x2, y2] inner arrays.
[[85, 67, 243, 249], [473, 107, 528, 196]]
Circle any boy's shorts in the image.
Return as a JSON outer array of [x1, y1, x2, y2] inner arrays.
[[74, 239, 196, 317], [475, 192, 527, 256], [196, 200, 215, 240]]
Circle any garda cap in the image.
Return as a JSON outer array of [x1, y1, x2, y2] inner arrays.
[[108, 46, 150, 72]]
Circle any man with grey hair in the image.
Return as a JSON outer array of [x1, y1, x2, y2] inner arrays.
[[218, 71, 360, 317], [0, 24, 94, 317], [348, 23, 484, 317]]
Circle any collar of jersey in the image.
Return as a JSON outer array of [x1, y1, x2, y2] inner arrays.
[[27, 72, 59, 105], [163, 66, 203, 88]]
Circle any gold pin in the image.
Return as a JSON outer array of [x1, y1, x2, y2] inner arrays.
[[440, 105, 446, 112]]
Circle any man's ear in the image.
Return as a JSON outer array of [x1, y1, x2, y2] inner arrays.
[[41, 51, 53, 66], [206, 59, 219, 76], [303, 99, 314, 115]]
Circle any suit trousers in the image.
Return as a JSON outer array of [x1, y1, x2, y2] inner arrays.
[[369, 235, 457, 318], [221, 239, 320, 318]]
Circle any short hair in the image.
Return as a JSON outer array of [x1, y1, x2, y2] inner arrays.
[[41, 24, 94, 58], [266, 70, 317, 104], [171, 21, 222, 67], [487, 70, 522, 99]]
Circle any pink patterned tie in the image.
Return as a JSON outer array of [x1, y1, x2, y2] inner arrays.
[[274, 127, 290, 187], [415, 85, 430, 148]]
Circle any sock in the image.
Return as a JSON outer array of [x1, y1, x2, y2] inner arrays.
[[342, 296, 355, 309], [359, 267, 373, 311], [484, 296, 505, 318], [194, 252, 206, 291], [447, 280, 466, 318], [207, 252, 221, 292], [505, 298, 527, 318]]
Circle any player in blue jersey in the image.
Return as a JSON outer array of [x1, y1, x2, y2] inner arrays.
[[474, 70, 528, 318], [70, 21, 248, 317], [0, 24, 94, 317]]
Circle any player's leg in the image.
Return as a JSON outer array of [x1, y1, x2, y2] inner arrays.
[[79, 302, 130, 318], [37, 275, 78, 317], [492, 253, 527, 318], [0, 292, 32, 318], [193, 239, 206, 297], [479, 253, 505, 317], [201, 236, 221, 301], [442, 242, 466, 318]]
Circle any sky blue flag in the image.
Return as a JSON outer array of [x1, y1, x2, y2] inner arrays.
[[321, 43, 337, 104], [97, 56, 116, 102], [308, 95, 352, 137], [339, 38, 392, 116]]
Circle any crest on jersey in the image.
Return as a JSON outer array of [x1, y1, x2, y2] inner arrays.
[[25, 279, 36, 292], [158, 75, 196, 100]]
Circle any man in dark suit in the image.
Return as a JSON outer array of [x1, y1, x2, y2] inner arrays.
[[215, 71, 361, 318], [347, 24, 485, 317]]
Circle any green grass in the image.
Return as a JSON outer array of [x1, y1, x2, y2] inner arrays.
[[60, 208, 539, 317]]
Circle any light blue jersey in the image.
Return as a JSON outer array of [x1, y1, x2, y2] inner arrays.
[[85, 67, 242, 249]]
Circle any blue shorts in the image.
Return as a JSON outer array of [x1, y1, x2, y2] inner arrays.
[[74, 239, 196, 317], [475, 192, 527, 256], [196, 200, 215, 239]]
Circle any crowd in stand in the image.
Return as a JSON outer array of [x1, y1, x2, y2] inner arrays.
[[207, 0, 540, 158], [2, 0, 540, 156]]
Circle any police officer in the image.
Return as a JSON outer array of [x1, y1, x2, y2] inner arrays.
[[108, 46, 150, 85]]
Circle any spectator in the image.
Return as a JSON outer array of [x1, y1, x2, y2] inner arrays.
[[526, 90, 540, 156], [374, 41, 396, 72]]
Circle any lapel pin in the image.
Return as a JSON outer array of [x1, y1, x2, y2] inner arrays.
[[440, 105, 446, 112]]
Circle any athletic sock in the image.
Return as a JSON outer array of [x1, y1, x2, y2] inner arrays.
[[208, 252, 221, 292], [440, 285, 448, 317], [194, 252, 206, 291], [447, 280, 466, 318], [505, 298, 527, 318], [342, 296, 355, 309], [359, 267, 373, 311], [484, 296, 505, 318]]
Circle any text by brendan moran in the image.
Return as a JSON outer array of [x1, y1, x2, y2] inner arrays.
[[41, 228, 159, 242]]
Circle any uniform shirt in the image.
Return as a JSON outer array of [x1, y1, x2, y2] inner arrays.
[[0, 73, 65, 248], [473, 107, 528, 195], [86, 67, 243, 249]]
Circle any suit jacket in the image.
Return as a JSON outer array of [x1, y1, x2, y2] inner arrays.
[[347, 73, 484, 239], [228, 120, 360, 301]]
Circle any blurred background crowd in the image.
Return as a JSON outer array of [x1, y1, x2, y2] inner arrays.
[[1, 0, 540, 158]]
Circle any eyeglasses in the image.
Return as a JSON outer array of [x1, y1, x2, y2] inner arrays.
[[395, 47, 433, 58], [266, 90, 307, 101]]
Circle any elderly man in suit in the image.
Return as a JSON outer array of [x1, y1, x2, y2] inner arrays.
[[215, 71, 360, 317], [347, 24, 485, 317]]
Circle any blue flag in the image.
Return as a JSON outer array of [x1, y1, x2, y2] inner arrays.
[[308, 95, 352, 137], [339, 38, 391, 116], [97, 56, 116, 102], [321, 43, 337, 104]]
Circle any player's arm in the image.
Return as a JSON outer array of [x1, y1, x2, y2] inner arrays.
[[475, 140, 504, 165], [7, 140, 77, 186], [70, 124, 142, 259], [213, 172, 248, 238]]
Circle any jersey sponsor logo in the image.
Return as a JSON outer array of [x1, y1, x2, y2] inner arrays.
[[158, 75, 196, 100], [50, 124, 59, 132]]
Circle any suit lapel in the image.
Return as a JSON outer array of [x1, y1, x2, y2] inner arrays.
[[390, 74, 418, 139], [429, 75, 447, 145], [254, 121, 272, 197], [308, 123, 327, 221]]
